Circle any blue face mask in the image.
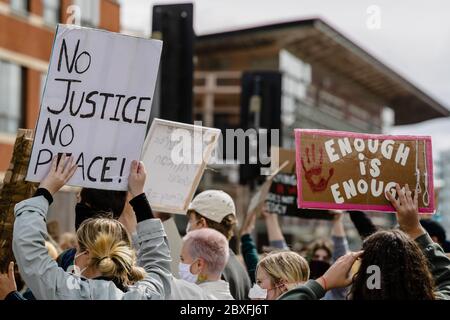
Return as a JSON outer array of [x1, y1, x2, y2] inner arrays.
[[178, 262, 199, 283]]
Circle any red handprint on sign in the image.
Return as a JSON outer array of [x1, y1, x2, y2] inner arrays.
[[301, 144, 334, 192]]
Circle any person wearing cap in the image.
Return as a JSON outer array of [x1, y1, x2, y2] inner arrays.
[[186, 190, 252, 300]]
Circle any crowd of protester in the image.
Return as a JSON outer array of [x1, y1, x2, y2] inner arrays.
[[1, 154, 449, 300]]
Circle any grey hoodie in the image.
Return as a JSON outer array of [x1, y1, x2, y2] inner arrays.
[[13, 196, 172, 300]]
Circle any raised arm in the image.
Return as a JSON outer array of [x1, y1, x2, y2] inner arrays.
[[387, 183, 450, 299], [124, 160, 172, 300], [323, 211, 350, 300], [330, 211, 349, 261], [12, 155, 86, 300], [239, 209, 259, 284], [262, 206, 288, 250]]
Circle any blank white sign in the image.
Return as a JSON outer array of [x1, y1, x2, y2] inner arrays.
[[141, 119, 221, 214]]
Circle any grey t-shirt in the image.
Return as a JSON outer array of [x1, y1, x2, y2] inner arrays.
[[221, 250, 252, 300]]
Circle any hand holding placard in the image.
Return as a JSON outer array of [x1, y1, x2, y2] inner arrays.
[[38, 154, 77, 196], [128, 160, 147, 198], [239, 207, 257, 236], [386, 184, 426, 239]]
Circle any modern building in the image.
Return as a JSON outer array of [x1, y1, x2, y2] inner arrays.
[[194, 18, 449, 137], [0, 0, 120, 234], [437, 149, 450, 233]]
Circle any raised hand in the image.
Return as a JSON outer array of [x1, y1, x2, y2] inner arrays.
[[39, 154, 77, 195], [240, 206, 258, 236], [128, 160, 147, 197], [317, 251, 363, 291], [301, 144, 334, 192], [330, 210, 344, 222], [330, 210, 346, 237], [260, 203, 272, 220], [0, 262, 17, 300], [386, 183, 425, 239]]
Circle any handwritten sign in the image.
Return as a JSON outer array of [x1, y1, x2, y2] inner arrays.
[[26, 24, 162, 190], [295, 129, 435, 213], [266, 147, 332, 219], [141, 119, 221, 214]]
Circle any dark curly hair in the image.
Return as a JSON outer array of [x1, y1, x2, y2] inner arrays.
[[350, 230, 435, 300]]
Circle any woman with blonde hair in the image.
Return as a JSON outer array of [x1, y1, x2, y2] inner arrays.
[[72, 217, 146, 290], [10, 155, 171, 300], [249, 250, 310, 300]]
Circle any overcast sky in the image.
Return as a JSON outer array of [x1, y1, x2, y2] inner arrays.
[[120, 0, 450, 153], [120, 0, 450, 110]]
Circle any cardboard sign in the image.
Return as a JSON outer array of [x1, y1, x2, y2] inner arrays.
[[266, 147, 332, 220], [295, 129, 435, 213], [26, 24, 162, 190], [141, 119, 221, 214], [0, 129, 38, 271]]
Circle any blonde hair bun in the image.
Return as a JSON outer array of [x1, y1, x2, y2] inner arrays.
[[76, 218, 145, 285]]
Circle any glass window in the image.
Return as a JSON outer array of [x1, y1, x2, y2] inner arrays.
[[0, 60, 22, 134], [75, 0, 99, 27], [10, 0, 28, 15], [43, 0, 60, 25]]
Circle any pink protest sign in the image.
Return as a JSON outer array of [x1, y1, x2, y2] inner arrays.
[[294, 129, 435, 213]]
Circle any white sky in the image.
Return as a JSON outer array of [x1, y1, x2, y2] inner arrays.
[[391, 117, 450, 159], [119, 0, 450, 153], [120, 0, 450, 109]]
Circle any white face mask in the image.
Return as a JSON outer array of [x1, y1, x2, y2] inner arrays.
[[248, 283, 268, 300], [72, 251, 88, 276], [178, 262, 198, 283]]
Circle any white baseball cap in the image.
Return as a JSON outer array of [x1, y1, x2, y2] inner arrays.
[[188, 190, 236, 223]]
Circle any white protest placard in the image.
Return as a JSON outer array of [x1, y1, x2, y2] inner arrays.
[[141, 118, 221, 214], [26, 24, 162, 190]]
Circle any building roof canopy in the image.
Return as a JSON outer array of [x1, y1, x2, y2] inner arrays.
[[197, 18, 449, 125]]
